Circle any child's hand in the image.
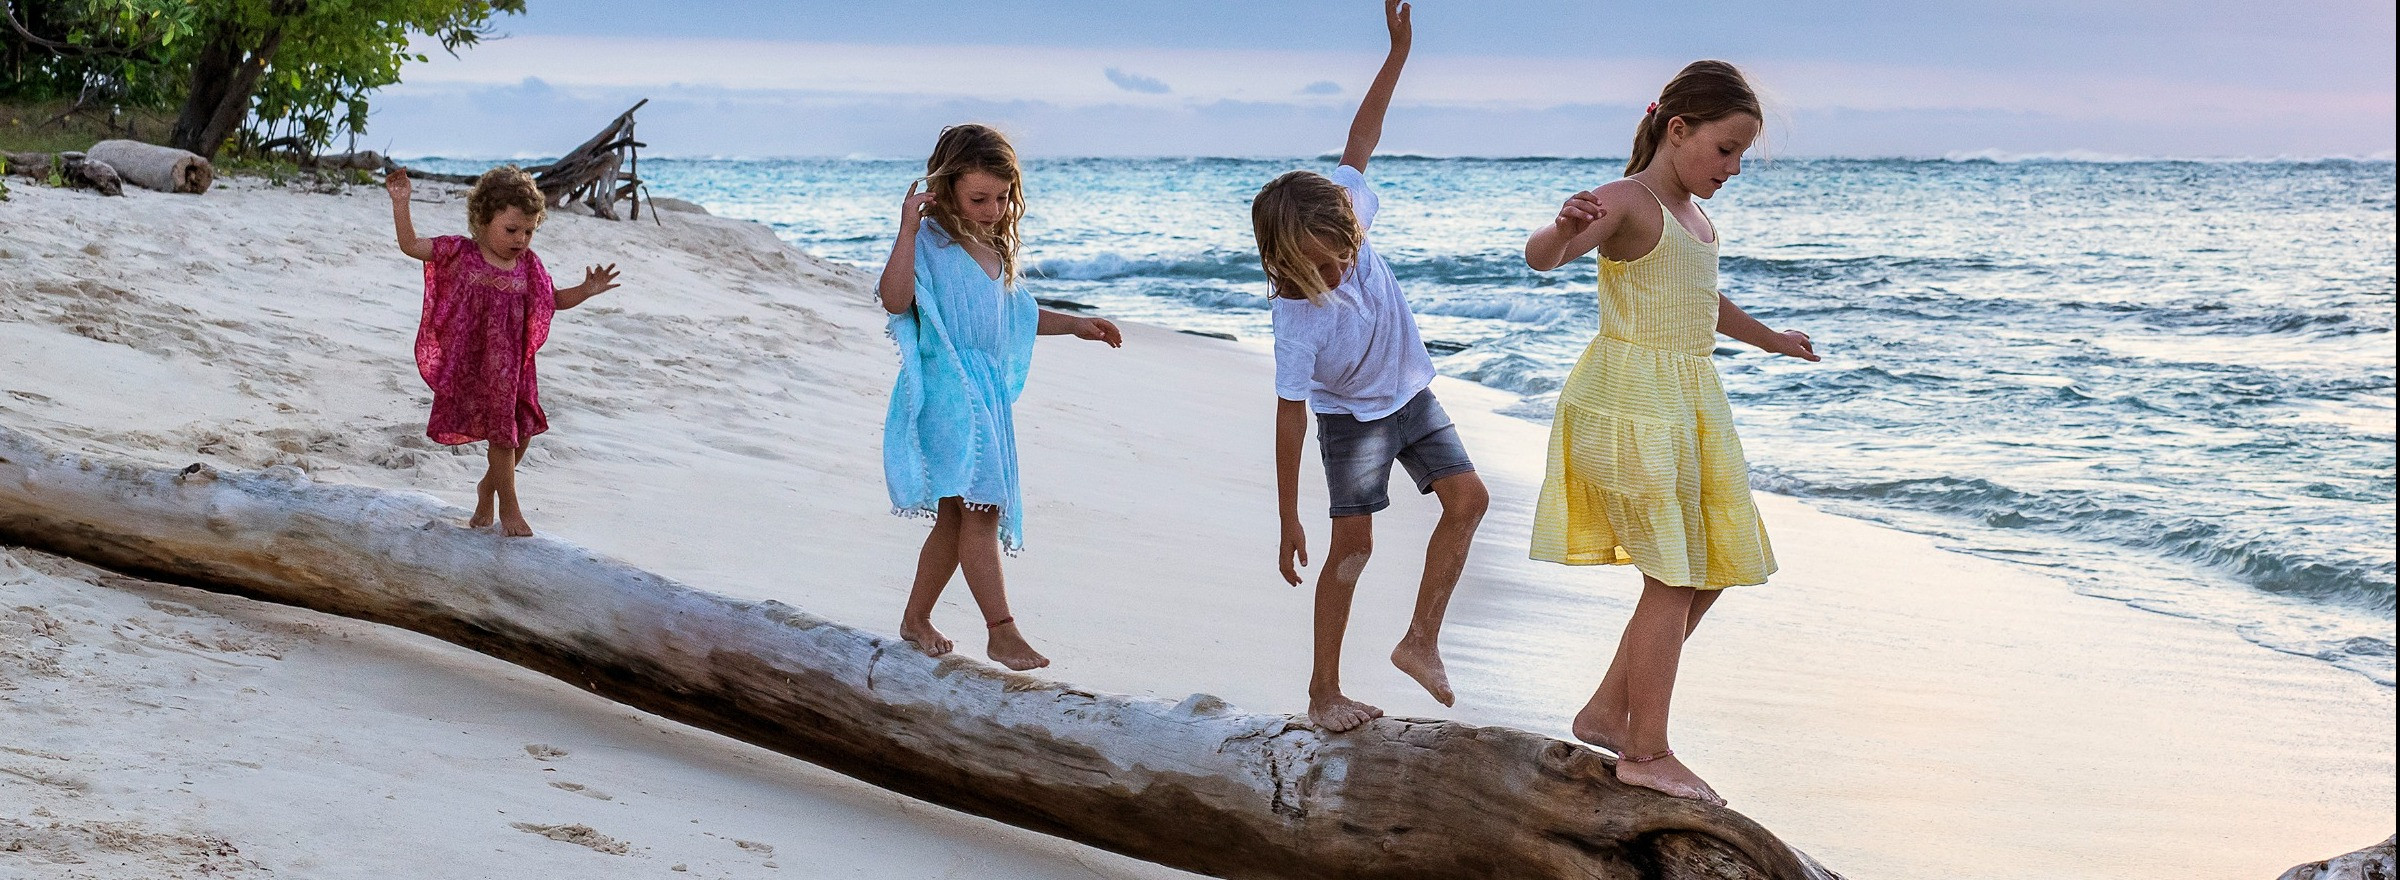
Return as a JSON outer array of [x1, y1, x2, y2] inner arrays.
[[1279, 520, 1310, 586], [900, 183, 937, 227], [1383, 0, 1412, 54], [1074, 317, 1123, 348], [579, 264, 621, 298], [1553, 189, 1606, 238], [385, 167, 412, 202], [1779, 329, 1819, 362]]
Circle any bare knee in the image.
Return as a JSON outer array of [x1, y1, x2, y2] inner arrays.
[[1436, 474, 1488, 523]]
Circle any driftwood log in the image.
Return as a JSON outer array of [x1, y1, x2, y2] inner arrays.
[[0, 426, 1840, 880], [2279, 836, 2397, 880], [2, 150, 124, 196], [86, 139, 213, 193]]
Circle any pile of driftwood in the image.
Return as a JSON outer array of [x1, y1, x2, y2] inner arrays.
[[3, 149, 124, 196], [401, 99, 655, 222], [3, 139, 215, 197]]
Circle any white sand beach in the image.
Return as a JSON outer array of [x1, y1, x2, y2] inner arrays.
[[0, 180, 2390, 878]]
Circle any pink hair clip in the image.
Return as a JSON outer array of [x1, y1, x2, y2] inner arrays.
[[1646, 102, 1660, 114]]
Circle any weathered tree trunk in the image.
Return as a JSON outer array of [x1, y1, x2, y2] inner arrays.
[[0, 426, 1841, 880], [85, 140, 212, 193], [2279, 836, 2396, 880], [167, 2, 300, 159]]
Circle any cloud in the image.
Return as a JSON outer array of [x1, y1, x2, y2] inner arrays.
[[1299, 81, 1341, 96], [1103, 67, 1172, 94]]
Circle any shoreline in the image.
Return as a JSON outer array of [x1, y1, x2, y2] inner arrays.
[[0, 179, 2391, 878]]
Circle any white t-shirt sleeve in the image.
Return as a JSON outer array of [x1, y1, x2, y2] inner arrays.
[[1329, 164, 1378, 231], [1272, 315, 1319, 402]]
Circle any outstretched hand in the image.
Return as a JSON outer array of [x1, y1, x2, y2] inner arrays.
[[1780, 329, 1819, 362], [1075, 316, 1123, 348], [1384, 0, 1412, 54], [1554, 189, 1606, 238], [579, 263, 621, 298], [384, 167, 412, 202]]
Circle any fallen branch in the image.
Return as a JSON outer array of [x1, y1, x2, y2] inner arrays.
[[2, 150, 125, 196], [2279, 836, 2396, 880], [0, 426, 1840, 880]]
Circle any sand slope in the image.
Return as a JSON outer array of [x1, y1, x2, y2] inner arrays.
[[1, 179, 2391, 879]]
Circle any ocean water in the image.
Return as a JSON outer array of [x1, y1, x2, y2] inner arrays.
[[416, 155, 2398, 686]]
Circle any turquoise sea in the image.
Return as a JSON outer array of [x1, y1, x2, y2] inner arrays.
[[414, 155, 2400, 686]]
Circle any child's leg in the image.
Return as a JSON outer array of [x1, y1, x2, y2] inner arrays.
[[1576, 587, 1720, 750], [899, 497, 967, 656], [495, 442, 533, 537], [1389, 470, 1488, 707], [473, 443, 535, 537], [952, 503, 1048, 671], [1598, 577, 1724, 804], [1309, 514, 1381, 732]]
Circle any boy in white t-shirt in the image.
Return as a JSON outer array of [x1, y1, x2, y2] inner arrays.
[[1250, 0, 1488, 734]]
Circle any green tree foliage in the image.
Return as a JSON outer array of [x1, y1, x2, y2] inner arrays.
[[0, 0, 198, 108], [3, 0, 522, 158]]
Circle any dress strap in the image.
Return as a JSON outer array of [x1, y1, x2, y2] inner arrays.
[[1626, 177, 1671, 211], [1626, 177, 1717, 245]]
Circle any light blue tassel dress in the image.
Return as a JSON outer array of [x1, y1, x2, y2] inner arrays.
[[884, 218, 1040, 552]]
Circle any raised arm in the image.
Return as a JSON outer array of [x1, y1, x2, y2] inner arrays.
[[878, 187, 937, 315], [1716, 295, 1819, 361], [385, 169, 434, 262], [1339, 0, 1412, 173], [555, 264, 621, 310]]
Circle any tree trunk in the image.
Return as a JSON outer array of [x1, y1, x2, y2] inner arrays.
[[168, 3, 299, 158], [0, 426, 1842, 880]]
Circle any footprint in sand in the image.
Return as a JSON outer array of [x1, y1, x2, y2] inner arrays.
[[547, 780, 613, 801], [523, 743, 568, 761], [508, 822, 629, 856]]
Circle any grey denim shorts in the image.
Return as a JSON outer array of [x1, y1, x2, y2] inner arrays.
[[1316, 387, 1476, 518]]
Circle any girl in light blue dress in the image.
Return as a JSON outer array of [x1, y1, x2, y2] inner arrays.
[[878, 124, 1122, 671]]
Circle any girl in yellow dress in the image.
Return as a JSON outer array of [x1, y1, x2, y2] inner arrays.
[[1521, 60, 1820, 805]]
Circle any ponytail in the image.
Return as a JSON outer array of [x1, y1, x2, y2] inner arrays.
[[1626, 60, 1761, 176]]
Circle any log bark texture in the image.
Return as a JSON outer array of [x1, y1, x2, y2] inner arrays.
[[2279, 836, 2396, 880], [0, 426, 1841, 880], [2, 151, 124, 196], [86, 139, 214, 194]]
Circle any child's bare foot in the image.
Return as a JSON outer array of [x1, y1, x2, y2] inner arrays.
[[1571, 703, 1630, 755], [984, 619, 1048, 671], [469, 477, 497, 529], [899, 618, 952, 657], [1389, 638, 1454, 706], [1613, 749, 1725, 806], [496, 500, 534, 537], [1307, 693, 1383, 732]]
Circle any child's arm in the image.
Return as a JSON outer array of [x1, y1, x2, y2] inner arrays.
[[1275, 397, 1312, 586], [1525, 183, 1632, 271], [1036, 310, 1124, 347], [554, 264, 621, 310], [1338, 0, 1412, 174], [385, 169, 434, 262], [878, 186, 938, 315], [1716, 295, 1819, 361]]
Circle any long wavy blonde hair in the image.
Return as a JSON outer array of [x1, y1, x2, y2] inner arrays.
[[1250, 170, 1362, 305], [918, 124, 1026, 286]]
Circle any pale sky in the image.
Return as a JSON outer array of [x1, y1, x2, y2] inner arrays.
[[373, 0, 2398, 158]]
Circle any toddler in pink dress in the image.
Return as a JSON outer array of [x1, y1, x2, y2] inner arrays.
[[386, 165, 622, 536]]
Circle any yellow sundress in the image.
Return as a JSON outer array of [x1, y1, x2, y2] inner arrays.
[[1529, 184, 1776, 588]]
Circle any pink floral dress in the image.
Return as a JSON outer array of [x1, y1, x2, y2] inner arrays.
[[415, 235, 556, 447]]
